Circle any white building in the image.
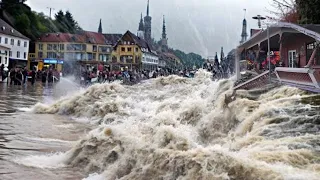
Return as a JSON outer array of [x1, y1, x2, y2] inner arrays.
[[0, 18, 29, 68], [0, 45, 9, 68], [141, 48, 159, 70]]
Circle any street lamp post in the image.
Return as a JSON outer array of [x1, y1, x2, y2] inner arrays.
[[267, 25, 271, 83], [253, 15, 271, 83]]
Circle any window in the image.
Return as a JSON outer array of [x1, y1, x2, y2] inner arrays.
[[5, 51, 7, 55], [47, 52, 57, 58], [17, 51, 20, 58], [47, 44, 52, 50], [128, 47, 132, 52], [288, 50, 296, 68], [99, 54, 109, 61], [53, 44, 58, 50], [24, 52, 26, 59], [93, 45, 97, 52], [9, 51, 12, 57], [99, 46, 110, 52], [60, 44, 64, 51], [5, 57, 7, 65], [0, 37, 2, 44], [38, 52, 43, 58], [135, 47, 139, 52], [24, 41, 27, 47], [121, 47, 125, 52], [123, 41, 126, 45], [5, 38, 8, 44], [39, 44, 43, 50], [10, 39, 14, 45], [17, 40, 21, 46]]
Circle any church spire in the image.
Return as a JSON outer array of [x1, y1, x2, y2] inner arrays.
[[162, 15, 166, 39], [161, 15, 168, 49], [147, 0, 150, 16], [220, 47, 224, 61], [98, 19, 102, 33], [138, 13, 144, 31], [143, 0, 152, 43], [240, 9, 248, 44]]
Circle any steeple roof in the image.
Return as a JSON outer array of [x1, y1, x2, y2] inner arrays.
[[98, 19, 102, 33], [162, 15, 166, 39], [146, 0, 150, 16], [138, 13, 144, 31]]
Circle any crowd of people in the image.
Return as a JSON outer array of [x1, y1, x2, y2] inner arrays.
[[78, 65, 196, 86], [0, 64, 61, 86]]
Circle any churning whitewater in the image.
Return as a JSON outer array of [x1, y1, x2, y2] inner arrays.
[[18, 70, 320, 180]]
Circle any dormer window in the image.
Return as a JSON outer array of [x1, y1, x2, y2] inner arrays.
[[11, 29, 14, 33], [2, 26, 5, 31]]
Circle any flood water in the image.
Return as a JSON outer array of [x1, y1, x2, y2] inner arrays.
[[1, 72, 320, 180], [0, 79, 90, 180]]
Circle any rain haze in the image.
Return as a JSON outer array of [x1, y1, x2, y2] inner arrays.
[[26, 0, 272, 57]]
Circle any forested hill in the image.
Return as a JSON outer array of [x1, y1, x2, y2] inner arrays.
[[171, 49, 205, 68], [0, 0, 81, 41]]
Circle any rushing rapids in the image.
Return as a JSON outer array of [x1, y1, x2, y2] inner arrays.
[[16, 70, 320, 180]]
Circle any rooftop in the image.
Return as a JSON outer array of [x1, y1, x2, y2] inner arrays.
[[38, 31, 122, 46], [0, 18, 29, 40]]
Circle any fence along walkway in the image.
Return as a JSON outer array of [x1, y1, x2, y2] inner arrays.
[[234, 70, 270, 90]]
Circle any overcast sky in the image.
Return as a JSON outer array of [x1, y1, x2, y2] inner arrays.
[[26, 0, 273, 57]]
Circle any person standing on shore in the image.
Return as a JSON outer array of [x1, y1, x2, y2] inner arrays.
[[31, 67, 36, 85], [22, 67, 28, 84]]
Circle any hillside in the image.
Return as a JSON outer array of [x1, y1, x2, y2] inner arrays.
[[171, 50, 205, 68], [0, 0, 81, 41]]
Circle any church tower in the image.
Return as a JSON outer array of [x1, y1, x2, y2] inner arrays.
[[161, 15, 168, 48], [144, 0, 152, 43], [220, 47, 224, 61], [240, 9, 248, 44], [98, 19, 103, 33], [137, 13, 145, 39]]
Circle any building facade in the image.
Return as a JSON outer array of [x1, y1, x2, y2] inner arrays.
[[34, 31, 121, 72], [0, 18, 29, 68], [113, 30, 158, 70], [142, 51, 159, 70]]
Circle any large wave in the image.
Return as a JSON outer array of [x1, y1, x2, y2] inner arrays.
[[30, 70, 320, 180]]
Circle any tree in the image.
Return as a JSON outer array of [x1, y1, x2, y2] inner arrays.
[[270, 0, 298, 23], [296, 0, 320, 24], [64, 11, 81, 33]]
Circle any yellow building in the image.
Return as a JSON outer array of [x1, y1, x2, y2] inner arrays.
[[32, 32, 122, 72], [112, 30, 158, 71]]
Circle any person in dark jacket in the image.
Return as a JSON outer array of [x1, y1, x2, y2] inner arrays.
[[41, 70, 47, 83], [9, 68, 15, 85], [22, 67, 28, 84], [15, 69, 23, 85], [47, 70, 53, 83], [31, 67, 36, 85]]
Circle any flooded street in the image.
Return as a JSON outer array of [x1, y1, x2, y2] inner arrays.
[[0, 73, 320, 180], [0, 80, 90, 180]]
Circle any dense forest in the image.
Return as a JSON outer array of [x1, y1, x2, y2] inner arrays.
[[0, 0, 81, 41]]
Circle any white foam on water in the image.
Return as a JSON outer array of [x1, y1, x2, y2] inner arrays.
[[54, 124, 76, 129], [29, 70, 320, 179], [17, 107, 32, 112], [14, 152, 69, 169], [27, 137, 74, 144], [83, 173, 105, 180]]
